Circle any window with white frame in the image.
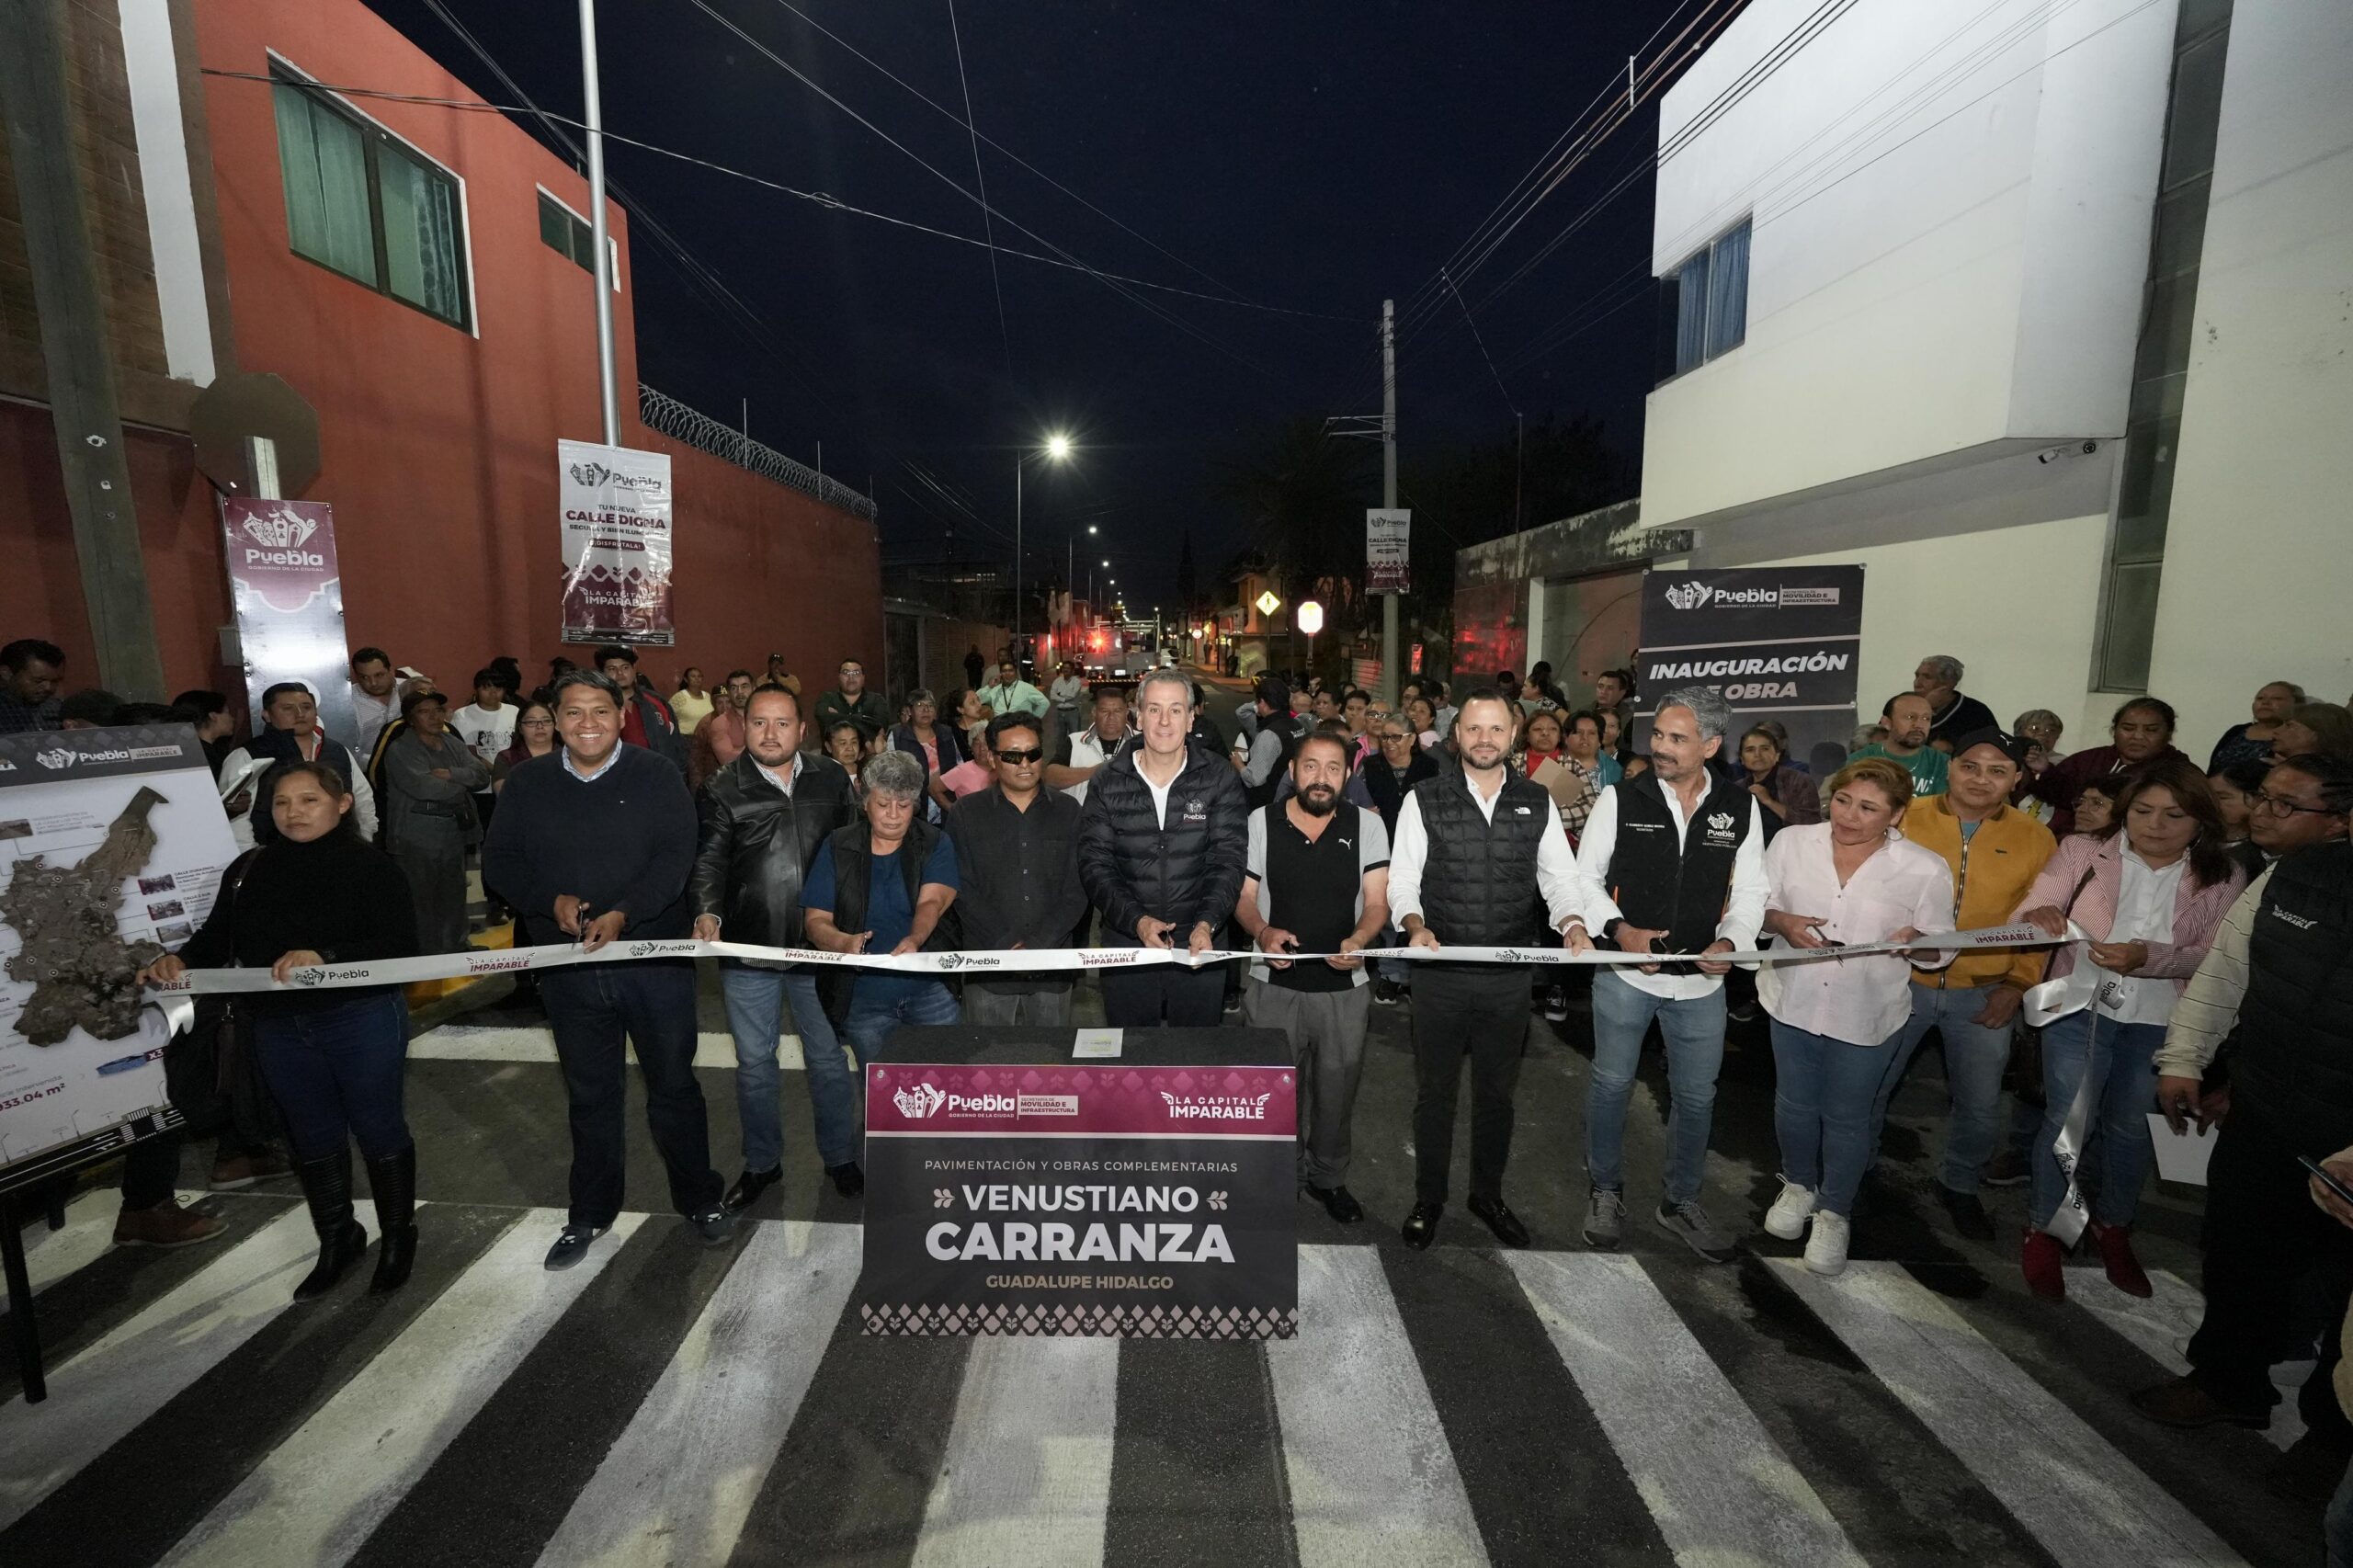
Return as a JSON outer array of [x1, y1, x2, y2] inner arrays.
[[1662, 217, 1750, 379], [271, 69, 470, 329]]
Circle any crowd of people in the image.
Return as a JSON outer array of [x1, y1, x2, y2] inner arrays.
[[6, 629, 2352, 1531]]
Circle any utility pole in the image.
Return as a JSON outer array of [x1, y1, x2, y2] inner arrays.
[[1380, 298, 1400, 706], [0, 0, 165, 698], [578, 0, 619, 444]]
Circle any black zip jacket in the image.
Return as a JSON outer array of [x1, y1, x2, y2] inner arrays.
[[688, 750, 857, 946], [1077, 744, 1247, 946]]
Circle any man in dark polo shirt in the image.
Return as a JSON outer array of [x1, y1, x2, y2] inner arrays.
[[949, 711, 1088, 1025], [1236, 733, 1392, 1224]]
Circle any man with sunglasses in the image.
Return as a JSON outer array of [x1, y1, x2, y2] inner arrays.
[[948, 712, 1089, 1024]]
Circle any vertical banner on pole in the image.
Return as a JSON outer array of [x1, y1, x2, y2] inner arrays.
[[1634, 565, 1865, 771], [1366, 508, 1411, 595], [219, 497, 357, 747], [559, 439, 675, 646]]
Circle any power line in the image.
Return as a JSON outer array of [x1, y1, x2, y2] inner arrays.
[[943, 0, 1013, 377], [756, 0, 1324, 320]]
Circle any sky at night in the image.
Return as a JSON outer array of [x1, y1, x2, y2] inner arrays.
[[360, 0, 1687, 604]]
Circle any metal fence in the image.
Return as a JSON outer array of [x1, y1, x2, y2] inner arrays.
[[637, 384, 877, 520]]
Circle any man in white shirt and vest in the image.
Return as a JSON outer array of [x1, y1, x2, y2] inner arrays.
[[1565, 685, 1768, 1263], [1045, 682, 1135, 808], [1387, 688, 1584, 1251]]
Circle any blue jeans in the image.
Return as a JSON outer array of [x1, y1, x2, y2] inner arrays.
[[1586, 969, 1726, 1205], [841, 981, 963, 1074], [253, 993, 412, 1161], [2030, 1009, 2166, 1230], [721, 960, 849, 1172], [1877, 983, 2013, 1196], [1770, 1017, 1903, 1218]]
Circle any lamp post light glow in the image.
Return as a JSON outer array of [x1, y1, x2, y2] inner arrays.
[[1018, 431, 1076, 673], [1298, 598, 1324, 676]]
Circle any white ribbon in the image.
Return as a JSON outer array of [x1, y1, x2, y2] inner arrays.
[[2021, 920, 2115, 1248], [147, 923, 2068, 996]]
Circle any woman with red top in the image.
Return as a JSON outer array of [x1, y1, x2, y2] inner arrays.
[[2025, 698, 2189, 834], [2015, 756, 2245, 1301]]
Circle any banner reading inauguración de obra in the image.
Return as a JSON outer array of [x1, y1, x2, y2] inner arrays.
[[558, 438, 675, 646], [860, 1062, 1298, 1338], [218, 497, 359, 749], [1635, 564, 1865, 771]]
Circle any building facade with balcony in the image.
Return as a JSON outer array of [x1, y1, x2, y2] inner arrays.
[[1637, 0, 2350, 746]]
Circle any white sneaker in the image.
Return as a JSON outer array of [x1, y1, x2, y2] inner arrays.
[[1764, 1178, 1816, 1241], [1804, 1210, 1851, 1276]]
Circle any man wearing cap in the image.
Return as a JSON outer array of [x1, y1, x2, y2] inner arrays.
[[1233, 677, 1302, 812], [597, 645, 687, 773], [1880, 727, 2057, 1239]]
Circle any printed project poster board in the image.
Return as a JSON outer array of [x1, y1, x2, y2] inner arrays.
[[1634, 565, 1866, 770], [860, 1061, 1298, 1338], [219, 497, 359, 751], [559, 438, 676, 646], [0, 726, 237, 1170]]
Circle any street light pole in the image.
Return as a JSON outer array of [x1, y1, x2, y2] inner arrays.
[[578, 0, 618, 445]]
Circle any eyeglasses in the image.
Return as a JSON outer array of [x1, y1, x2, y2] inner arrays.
[[520, 717, 554, 727], [2252, 790, 2337, 817], [1378, 731, 1413, 743], [995, 747, 1044, 764]]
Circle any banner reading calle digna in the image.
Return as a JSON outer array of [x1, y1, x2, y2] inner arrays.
[[558, 439, 676, 646], [859, 1060, 1299, 1338]]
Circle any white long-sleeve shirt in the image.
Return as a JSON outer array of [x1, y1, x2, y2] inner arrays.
[[1567, 780, 1769, 999], [1756, 824, 1955, 1045], [1385, 767, 1582, 937]]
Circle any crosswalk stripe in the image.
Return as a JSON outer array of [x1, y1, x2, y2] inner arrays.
[[22, 1189, 176, 1296], [410, 1025, 783, 1068], [910, 1336, 1119, 1568], [1268, 1244, 1486, 1568], [2065, 1267, 2303, 1454], [1775, 1260, 2250, 1568], [157, 1208, 643, 1568], [531, 1221, 859, 1568], [1508, 1252, 1868, 1568], [0, 1205, 315, 1531]]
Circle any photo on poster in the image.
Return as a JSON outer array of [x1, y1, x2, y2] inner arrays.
[[0, 726, 238, 1170]]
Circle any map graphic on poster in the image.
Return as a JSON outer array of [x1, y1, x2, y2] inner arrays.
[[559, 438, 675, 647], [0, 727, 238, 1170], [860, 1062, 1298, 1338]]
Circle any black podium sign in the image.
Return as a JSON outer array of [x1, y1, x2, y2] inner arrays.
[[859, 1036, 1297, 1339]]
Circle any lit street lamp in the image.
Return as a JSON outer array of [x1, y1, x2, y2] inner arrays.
[[1016, 432, 1074, 673]]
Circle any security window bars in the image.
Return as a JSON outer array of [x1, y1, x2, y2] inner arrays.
[[271, 71, 470, 329]]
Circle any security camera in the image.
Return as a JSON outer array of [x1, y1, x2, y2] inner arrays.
[[2036, 439, 2103, 465]]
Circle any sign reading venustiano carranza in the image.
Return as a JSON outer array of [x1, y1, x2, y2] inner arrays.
[[860, 1062, 1298, 1338]]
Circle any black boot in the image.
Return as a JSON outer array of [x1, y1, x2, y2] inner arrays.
[[366, 1142, 417, 1294], [292, 1148, 368, 1301]]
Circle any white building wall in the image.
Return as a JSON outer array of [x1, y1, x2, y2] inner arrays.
[[1643, 0, 2176, 528], [2143, 0, 2353, 739]]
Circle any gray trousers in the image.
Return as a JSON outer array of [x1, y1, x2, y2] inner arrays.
[[392, 843, 469, 955], [963, 981, 1074, 1028], [1245, 978, 1372, 1187]]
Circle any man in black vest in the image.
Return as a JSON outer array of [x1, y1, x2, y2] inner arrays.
[[1080, 668, 1248, 1026], [2132, 764, 2353, 1505], [690, 683, 861, 1209], [1387, 689, 1584, 1249], [1564, 685, 1767, 1263]]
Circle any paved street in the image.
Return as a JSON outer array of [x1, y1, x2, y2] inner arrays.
[[0, 956, 2316, 1568]]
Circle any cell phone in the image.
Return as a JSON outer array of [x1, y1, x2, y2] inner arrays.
[[2300, 1155, 2353, 1210]]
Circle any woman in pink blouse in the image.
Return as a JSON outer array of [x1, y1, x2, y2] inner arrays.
[[2014, 756, 2244, 1301], [1756, 756, 1957, 1276]]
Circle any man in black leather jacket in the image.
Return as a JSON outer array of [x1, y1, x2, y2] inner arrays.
[[689, 685, 861, 1208], [1078, 667, 1248, 1026]]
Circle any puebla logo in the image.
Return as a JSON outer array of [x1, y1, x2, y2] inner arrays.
[[893, 1084, 947, 1119], [241, 511, 318, 551]]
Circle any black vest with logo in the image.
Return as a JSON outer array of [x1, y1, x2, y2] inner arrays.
[[2234, 842, 2353, 1144], [1605, 770, 1754, 954], [1413, 767, 1553, 947], [1245, 715, 1304, 812]]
